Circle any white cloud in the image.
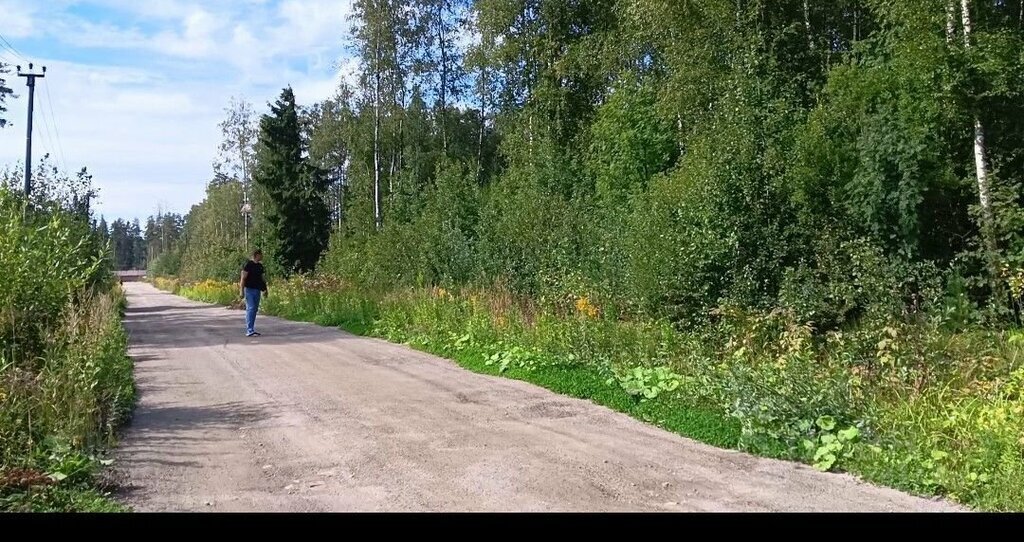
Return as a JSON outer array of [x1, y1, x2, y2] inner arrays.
[[0, 0, 358, 220], [274, 0, 355, 53], [0, 59, 221, 220], [149, 9, 222, 58], [291, 69, 347, 106], [0, 0, 38, 39]]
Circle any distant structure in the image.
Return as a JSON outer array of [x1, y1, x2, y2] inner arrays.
[[115, 270, 147, 283]]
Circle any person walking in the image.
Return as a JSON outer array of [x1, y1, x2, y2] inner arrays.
[[240, 249, 268, 337]]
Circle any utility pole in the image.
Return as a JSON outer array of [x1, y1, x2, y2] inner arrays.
[[17, 63, 45, 197], [241, 202, 251, 253]]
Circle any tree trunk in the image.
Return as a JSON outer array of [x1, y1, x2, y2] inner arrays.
[[477, 73, 487, 181], [854, 6, 859, 43], [393, 8, 404, 195], [438, 1, 449, 155], [960, 0, 996, 251], [336, 168, 345, 230], [971, 116, 995, 235], [946, 0, 958, 43], [391, 93, 402, 207], [804, 0, 814, 50], [389, 148, 396, 199], [373, 44, 382, 231], [677, 114, 685, 155]]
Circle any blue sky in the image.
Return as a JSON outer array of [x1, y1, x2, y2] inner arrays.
[[0, 0, 357, 221]]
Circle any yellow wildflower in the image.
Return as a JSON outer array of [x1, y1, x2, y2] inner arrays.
[[575, 296, 598, 319]]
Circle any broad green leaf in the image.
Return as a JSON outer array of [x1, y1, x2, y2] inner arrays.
[[816, 415, 837, 431], [837, 427, 860, 441]]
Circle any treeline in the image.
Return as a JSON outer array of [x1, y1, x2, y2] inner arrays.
[[158, 0, 1024, 328], [0, 154, 153, 272], [93, 218, 143, 271], [95, 212, 186, 272], [149, 1, 1024, 509]]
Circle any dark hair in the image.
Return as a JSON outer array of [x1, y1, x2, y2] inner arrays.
[[253, 249, 263, 257]]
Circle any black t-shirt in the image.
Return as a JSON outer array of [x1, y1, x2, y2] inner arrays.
[[242, 260, 266, 291]]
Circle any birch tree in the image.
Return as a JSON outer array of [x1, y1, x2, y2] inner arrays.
[[959, 0, 996, 253]]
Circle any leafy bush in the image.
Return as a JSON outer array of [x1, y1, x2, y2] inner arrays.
[[171, 276, 1022, 511], [151, 276, 181, 294], [0, 190, 109, 360], [181, 279, 239, 306], [147, 250, 182, 278], [156, 0, 1024, 512], [0, 188, 133, 511]]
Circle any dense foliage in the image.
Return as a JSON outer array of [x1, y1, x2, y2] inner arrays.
[[0, 175, 134, 511], [157, 0, 1024, 510]]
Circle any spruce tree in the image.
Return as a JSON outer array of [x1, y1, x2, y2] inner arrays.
[[254, 87, 331, 274]]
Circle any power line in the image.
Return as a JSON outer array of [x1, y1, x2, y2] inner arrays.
[[32, 92, 54, 159], [36, 95, 60, 170], [43, 83, 69, 172], [4, 31, 71, 191], [33, 112, 53, 159], [0, 32, 29, 62], [1, 30, 70, 175], [0, 52, 18, 73]]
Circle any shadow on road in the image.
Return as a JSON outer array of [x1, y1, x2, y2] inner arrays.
[[123, 300, 357, 350], [123, 304, 220, 314], [112, 400, 275, 501], [124, 401, 273, 436]]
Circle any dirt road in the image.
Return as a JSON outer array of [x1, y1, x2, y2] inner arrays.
[[115, 283, 961, 512]]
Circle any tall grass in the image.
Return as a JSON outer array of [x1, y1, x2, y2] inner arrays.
[[159, 274, 1023, 511], [180, 279, 241, 306], [0, 188, 134, 512]]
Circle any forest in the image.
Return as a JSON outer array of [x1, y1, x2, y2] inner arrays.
[[144, 0, 1023, 510]]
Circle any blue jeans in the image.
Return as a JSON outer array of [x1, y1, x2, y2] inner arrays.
[[244, 288, 262, 335]]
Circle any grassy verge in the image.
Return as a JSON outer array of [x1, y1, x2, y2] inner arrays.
[[154, 276, 740, 448], [0, 287, 136, 512], [402, 338, 739, 449], [153, 277, 240, 306], [153, 276, 1023, 511]]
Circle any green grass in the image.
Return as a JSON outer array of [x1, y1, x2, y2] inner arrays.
[[416, 340, 742, 449], [157, 278, 742, 449], [1, 484, 128, 513], [162, 280, 743, 448], [1, 288, 136, 513], [157, 278, 1024, 511], [179, 279, 241, 306]]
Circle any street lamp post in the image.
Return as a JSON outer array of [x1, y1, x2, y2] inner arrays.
[[241, 201, 252, 253]]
